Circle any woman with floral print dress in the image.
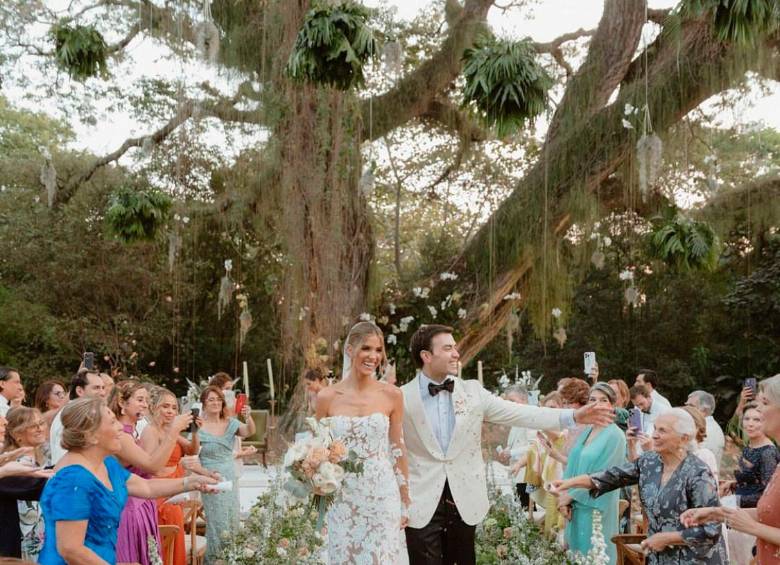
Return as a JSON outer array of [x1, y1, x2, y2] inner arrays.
[[552, 408, 727, 564]]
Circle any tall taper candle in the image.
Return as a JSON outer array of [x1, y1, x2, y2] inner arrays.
[[242, 361, 250, 398], [266, 358, 275, 400], [477, 360, 483, 385]]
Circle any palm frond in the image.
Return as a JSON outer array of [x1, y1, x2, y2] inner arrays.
[[648, 210, 721, 272], [50, 22, 108, 80], [680, 0, 780, 46], [106, 183, 172, 243]]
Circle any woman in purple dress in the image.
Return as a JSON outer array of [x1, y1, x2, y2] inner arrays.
[[109, 381, 192, 565]]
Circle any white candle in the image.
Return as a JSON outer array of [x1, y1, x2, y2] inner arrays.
[[243, 361, 250, 397], [477, 361, 483, 385], [266, 358, 274, 400]]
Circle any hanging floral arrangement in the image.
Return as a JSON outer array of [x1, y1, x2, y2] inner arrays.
[[51, 23, 108, 80], [237, 293, 253, 347], [218, 259, 235, 320], [286, 1, 378, 91], [636, 132, 663, 201], [105, 183, 172, 243], [461, 36, 552, 137]]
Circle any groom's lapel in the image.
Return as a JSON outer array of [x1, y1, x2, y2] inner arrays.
[[445, 378, 470, 459], [406, 375, 445, 459]]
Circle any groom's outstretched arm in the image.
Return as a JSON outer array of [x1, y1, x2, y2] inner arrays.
[[480, 386, 614, 430]]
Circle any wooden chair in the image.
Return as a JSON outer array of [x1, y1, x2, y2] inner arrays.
[[611, 534, 646, 565], [181, 499, 207, 565], [242, 409, 269, 466], [158, 524, 179, 565]]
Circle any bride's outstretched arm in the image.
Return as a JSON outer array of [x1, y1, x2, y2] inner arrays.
[[387, 387, 411, 514]]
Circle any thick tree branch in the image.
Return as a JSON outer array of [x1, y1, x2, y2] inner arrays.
[[360, 0, 494, 141], [647, 8, 671, 24], [532, 28, 595, 77], [421, 99, 490, 142]]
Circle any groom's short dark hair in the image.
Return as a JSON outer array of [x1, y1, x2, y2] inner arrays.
[[410, 324, 453, 368]]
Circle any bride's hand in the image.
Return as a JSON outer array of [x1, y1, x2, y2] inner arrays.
[[399, 516, 409, 529]]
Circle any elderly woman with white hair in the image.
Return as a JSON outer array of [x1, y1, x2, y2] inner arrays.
[[551, 407, 727, 564], [682, 374, 780, 565]]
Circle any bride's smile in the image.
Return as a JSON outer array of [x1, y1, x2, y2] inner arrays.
[[351, 335, 384, 379]]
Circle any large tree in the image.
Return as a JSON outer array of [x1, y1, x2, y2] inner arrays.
[[1, 0, 778, 375]]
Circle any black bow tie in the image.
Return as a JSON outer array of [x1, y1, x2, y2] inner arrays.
[[428, 379, 454, 397]]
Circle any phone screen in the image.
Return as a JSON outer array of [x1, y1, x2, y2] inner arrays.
[[83, 352, 95, 371]]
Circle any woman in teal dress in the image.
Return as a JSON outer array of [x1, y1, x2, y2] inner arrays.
[[197, 386, 255, 564], [559, 383, 626, 564]]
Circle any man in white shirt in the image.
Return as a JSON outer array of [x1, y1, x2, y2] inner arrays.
[[49, 368, 107, 464], [0, 367, 24, 418], [635, 369, 671, 410], [686, 390, 725, 471], [629, 383, 670, 435], [497, 385, 533, 508]]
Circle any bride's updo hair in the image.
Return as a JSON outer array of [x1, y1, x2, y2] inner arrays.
[[344, 321, 386, 376]]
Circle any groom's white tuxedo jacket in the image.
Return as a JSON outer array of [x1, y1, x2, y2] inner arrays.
[[401, 375, 564, 528]]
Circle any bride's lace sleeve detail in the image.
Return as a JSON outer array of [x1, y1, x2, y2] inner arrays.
[[388, 390, 411, 508]]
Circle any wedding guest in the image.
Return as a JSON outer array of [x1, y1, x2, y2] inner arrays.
[[607, 379, 631, 431], [10, 389, 25, 410], [726, 383, 754, 444], [34, 381, 67, 432], [304, 368, 328, 414], [99, 373, 114, 398], [629, 383, 670, 434], [686, 390, 725, 470], [634, 370, 671, 409], [681, 374, 780, 564], [720, 403, 779, 507], [1, 408, 49, 560], [511, 392, 567, 538], [556, 383, 626, 564], [0, 466, 50, 560], [110, 381, 192, 565], [207, 372, 234, 391], [38, 397, 215, 565], [141, 387, 214, 565], [681, 405, 719, 479], [49, 369, 106, 464], [498, 384, 532, 508], [0, 368, 24, 418], [552, 408, 727, 564], [545, 378, 590, 463], [198, 385, 255, 563]]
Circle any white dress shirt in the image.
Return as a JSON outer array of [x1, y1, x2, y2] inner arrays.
[[0, 395, 9, 418], [506, 425, 533, 483], [418, 371, 456, 453], [651, 389, 672, 409], [49, 410, 66, 464], [703, 415, 725, 471], [641, 396, 671, 435]]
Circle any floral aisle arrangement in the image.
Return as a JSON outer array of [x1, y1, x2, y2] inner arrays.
[[282, 417, 364, 525], [219, 488, 326, 564]]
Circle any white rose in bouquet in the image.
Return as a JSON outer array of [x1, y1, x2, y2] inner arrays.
[[283, 441, 309, 467], [312, 462, 346, 495]]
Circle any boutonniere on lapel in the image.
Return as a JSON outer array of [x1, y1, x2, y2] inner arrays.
[[453, 396, 468, 416]]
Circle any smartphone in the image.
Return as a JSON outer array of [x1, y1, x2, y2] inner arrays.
[[189, 402, 202, 434], [235, 393, 247, 418], [83, 352, 95, 371], [583, 352, 596, 376], [628, 407, 643, 432], [744, 378, 757, 396]]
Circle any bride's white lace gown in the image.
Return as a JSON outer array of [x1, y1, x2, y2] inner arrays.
[[325, 413, 408, 565]]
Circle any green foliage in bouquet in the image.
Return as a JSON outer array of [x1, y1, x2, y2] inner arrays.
[[105, 183, 172, 243], [475, 489, 577, 564], [681, 0, 780, 46], [51, 23, 108, 79], [286, 2, 378, 91], [220, 489, 325, 564], [647, 209, 721, 272], [461, 37, 552, 137]]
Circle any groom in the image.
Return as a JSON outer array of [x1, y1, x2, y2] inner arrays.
[[401, 324, 614, 565]]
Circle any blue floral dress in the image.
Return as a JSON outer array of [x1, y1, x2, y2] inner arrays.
[[735, 443, 780, 508], [590, 451, 727, 564], [199, 418, 241, 564]]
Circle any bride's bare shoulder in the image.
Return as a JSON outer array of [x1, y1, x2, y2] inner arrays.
[[377, 382, 403, 401]]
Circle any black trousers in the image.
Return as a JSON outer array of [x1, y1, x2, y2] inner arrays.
[[515, 483, 530, 509], [406, 481, 476, 565]]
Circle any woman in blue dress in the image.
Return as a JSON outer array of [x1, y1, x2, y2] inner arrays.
[[38, 397, 216, 565], [197, 386, 255, 564], [552, 408, 727, 564], [557, 382, 626, 564]]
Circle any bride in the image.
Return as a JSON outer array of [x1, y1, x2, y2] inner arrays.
[[316, 321, 410, 564]]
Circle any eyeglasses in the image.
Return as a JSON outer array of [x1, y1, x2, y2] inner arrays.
[[52, 391, 66, 398]]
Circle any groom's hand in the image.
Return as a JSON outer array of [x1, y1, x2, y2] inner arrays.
[[573, 401, 614, 427]]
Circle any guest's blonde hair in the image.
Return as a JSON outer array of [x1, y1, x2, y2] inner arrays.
[[3, 407, 44, 452], [760, 374, 780, 406], [61, 397, 105, 451], [149, 386, 178, 424]]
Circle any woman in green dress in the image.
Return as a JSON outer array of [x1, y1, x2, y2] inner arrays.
[[197, 386, 255, 564], [557, 383, 626, 564]]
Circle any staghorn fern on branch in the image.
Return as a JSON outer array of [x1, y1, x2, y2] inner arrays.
[[461, 37, 552, 137], [681, 0, 780, 46], [647, 209, 721, 272], [51, 23, 108, 80], [105, 183, 172, 243], [286, 2, 378, 91]]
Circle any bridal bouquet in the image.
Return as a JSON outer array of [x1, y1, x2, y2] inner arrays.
[[283, 417, 363, 526]]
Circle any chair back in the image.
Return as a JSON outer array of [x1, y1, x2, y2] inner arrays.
[[244, 409, 269, 445], [181, 499, 205, 565], [158, 525, 179, 565]]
